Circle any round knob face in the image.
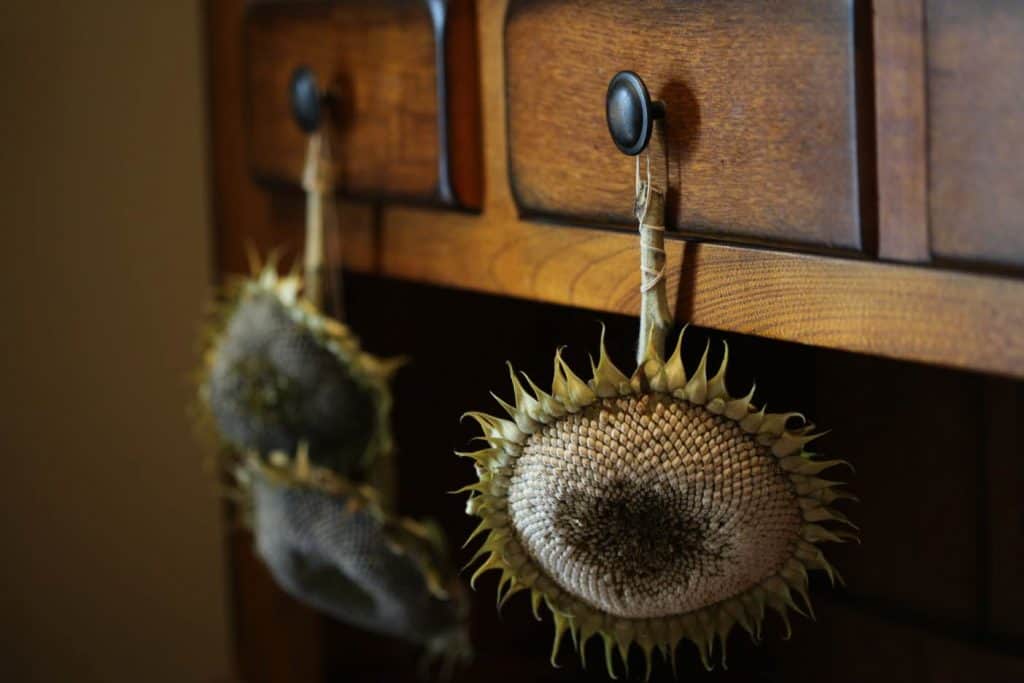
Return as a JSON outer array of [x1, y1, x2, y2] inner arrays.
[[606, 71, 655, 156], [290, 66, 321, 134]]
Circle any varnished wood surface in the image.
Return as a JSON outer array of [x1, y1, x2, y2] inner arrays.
[[245, 0, 481, 207], [504, 0, 864, 252], [344, 210, 1024, 379], [209, 0, 280, 278], [874, 0, 930, 263], [443, 0, 484, 209], [927, 0, 1024, 268], [225, 0, 1024, 380]]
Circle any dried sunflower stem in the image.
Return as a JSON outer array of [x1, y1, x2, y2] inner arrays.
[[637, 183, 669, 366], [304, 189, 325, 309], [302, 130, 337, 314]]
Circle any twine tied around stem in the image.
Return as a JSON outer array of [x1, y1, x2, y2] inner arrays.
[[634, 152, 671, 366]]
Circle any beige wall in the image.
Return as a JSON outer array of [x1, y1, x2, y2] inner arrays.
[[0, 2, 232, 681]]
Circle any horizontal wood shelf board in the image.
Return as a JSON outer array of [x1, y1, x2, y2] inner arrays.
[[336, 206, 1024, 380], [505, 0, 863, 251]]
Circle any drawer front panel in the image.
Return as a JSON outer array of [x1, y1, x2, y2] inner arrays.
[[927, 1, 1024, 268], [245, 0, 481, 207], [506, 0, 864, 251]]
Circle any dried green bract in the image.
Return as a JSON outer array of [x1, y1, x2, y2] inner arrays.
[[459, 328, 855, 679]]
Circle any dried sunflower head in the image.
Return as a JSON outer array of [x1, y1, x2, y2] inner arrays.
[[240, 448, 471, 670], [199, 264, 471, 667], [200, 265, 395, 477], [459, 328, 855, 678]]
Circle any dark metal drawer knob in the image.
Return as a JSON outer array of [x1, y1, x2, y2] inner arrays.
[[606, 71, 665, 156], [290, 65, 330, 134]]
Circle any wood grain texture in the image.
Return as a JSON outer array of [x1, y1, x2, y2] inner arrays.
[[348, 208, 1024, 378], [245, 0, 482, 206], [217, 0, 1024, 378], [874, 0, 930, 262], [313, 0, 1024, 380], [504, 0, 864, 252], [927, 0, 1024, 268]]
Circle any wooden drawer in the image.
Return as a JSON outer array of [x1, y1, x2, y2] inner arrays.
[[505, 0, 866, 252], [927, 1, 1024, 268], [244, 0, 481, 207]]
